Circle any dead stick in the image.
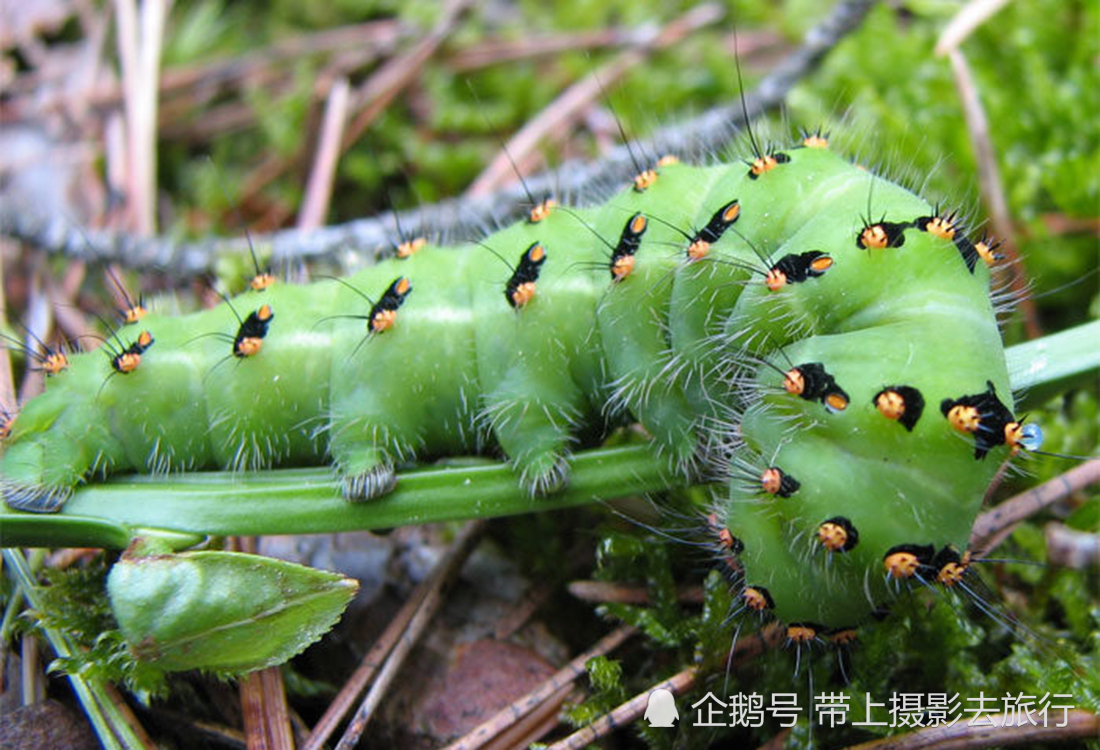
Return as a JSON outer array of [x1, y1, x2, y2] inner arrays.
[[945, 47, 1041, 338], [327, 520, 486, 750], [970, 459, 1100, 556], [297, 77, 352, 230]]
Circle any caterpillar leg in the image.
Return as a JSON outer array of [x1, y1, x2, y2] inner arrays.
[[484, 393, 575, 496], [1, 438, 76, 512], [1, 391, 114, 513], [334, 446, 398, 501]]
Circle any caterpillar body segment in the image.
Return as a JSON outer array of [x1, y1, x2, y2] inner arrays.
[[1, 146, 1015, 636]]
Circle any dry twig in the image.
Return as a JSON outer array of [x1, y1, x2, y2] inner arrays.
[[970, 459, 1100, 556], [240, 667, 294, 750]]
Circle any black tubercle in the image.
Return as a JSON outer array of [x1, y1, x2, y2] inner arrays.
[[874, 385, 925, 432], [771, 251, 831, 284], [505, 242, 546, 308], [953, 235, 980, 273], [370, 277, 413, 323], [939, 380, 1016, 459], [931, 545, 964, 570], [822, 515, 859, 552], [792, 362, 849, 410], [610, 214, 646, 277], [857, 220, 910, 248], [692, 199, 741, 244], [233, 307, 273, 357], [884, 543, 935, 567]]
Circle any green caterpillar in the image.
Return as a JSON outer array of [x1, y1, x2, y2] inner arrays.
[[0, 136, 1028, 636]]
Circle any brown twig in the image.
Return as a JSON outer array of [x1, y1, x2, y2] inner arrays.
[[297, 76, 351, 230], [240, 667, 295, 750], [970, 459, 1100, 556], [301, 521, 486, 750], [446, 29, 625, 72], [934, 0, 1011, 57], [944, 46, 1041, 338], [439, 625, 635, 750], [840, 709, 1099, 750], [238, 0, 471, 206], [567, 580, 704, 605], [465, 2, 726, 197], [0, 0, 879, 274]]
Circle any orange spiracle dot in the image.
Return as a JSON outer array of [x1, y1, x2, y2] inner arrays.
[[937, 552, 971, 587], [1004, 421, 1024, 453], [750, 155, 780, 177], [528, 200, 557, 223], [760, 467, 782, 495], [876, 390, 906, 421], [924, 215, 957, 240], [124, 305, 148, 324], [765, 268, 787, 292], [509, 282, 538, 309], [742, 587, 772, 612], [611, 255, 635, 280], [114, 352, 142, 373], [860, 225, 889, 249], [370, 308, 399, 333], [947, 404, 981, 434], [783, 369, 805, 396], [828, 628, 858, 645], [974, 237, 1001, 267], [825, 392, 849, 412], [43, 352, 69, 376], [633, 169, 657, 192], [686, 240, 710, 261], [817, 522, 849, 552], [787, 624, 816, 643], [396, 237, 426, 259], [884, 551, 920, 579]]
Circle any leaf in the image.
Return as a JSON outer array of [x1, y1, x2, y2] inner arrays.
[[107, 550, 357, 673]]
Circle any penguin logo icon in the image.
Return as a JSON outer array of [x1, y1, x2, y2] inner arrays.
[[643, 688, 678, 727]]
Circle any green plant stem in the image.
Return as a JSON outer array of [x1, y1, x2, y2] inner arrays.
[[1, 321, 1097, 549]]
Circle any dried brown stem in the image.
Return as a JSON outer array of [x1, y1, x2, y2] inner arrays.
[[970, 459, 1100, 556], [303, 521, 486, 750], [567, 580, 704, 605], [240, 667, 294, 750], [297, 77, 351, 230], [446, 30, 624, 72], [946, 47, 1041, 338]]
